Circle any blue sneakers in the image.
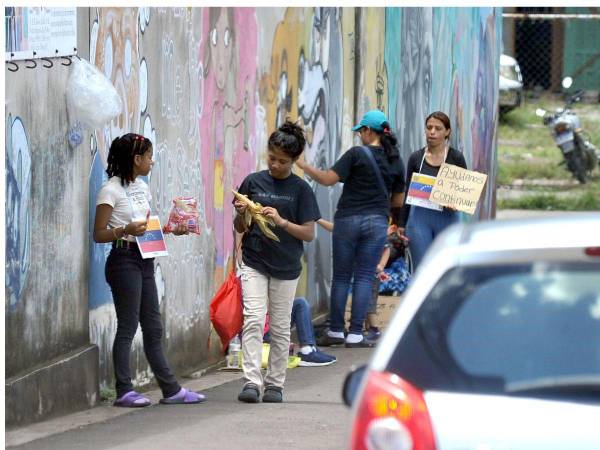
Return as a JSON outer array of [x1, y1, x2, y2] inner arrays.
[[298, 347, 337, 367], [366, 328, 382, 341]]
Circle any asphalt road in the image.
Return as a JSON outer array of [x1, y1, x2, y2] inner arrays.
[[8, 346, 371, 450]]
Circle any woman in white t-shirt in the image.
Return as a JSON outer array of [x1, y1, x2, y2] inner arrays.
[[93, 133, 205, 407]]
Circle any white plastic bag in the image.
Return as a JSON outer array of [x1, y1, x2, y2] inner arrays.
[[66, 58, 122, 129]]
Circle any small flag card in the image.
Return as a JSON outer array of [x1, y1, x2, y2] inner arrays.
[[136, 215, 168, 259], [405, 173, 443, 211]]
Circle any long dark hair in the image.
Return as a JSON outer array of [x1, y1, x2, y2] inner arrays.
[[268, 119, 306, 159], [106, 133, 153, 186], [378, 121, 399, 162]]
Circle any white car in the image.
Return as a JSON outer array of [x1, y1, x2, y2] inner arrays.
[[343, 214, 600, 450], [499, 53, 523, 115]]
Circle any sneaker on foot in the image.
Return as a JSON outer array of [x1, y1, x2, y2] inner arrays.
[[366, 328, 382, 341], [298, 347, 337, 367], [345, 336, 376, 348], [262, 385, 283, 403], [238, 383, 260, 403], [316, 331, 345, 347]]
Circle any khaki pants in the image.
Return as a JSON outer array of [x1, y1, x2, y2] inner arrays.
[[239, 263, 299, 390]]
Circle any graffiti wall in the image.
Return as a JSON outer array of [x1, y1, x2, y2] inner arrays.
[[384, 7, 501, 218], [5, 46, 97, 425], [6, 6, 501, 411]]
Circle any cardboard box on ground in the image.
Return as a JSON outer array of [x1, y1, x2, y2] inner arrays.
[[345, 295, 403, 329]]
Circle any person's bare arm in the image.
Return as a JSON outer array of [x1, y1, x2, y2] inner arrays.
[[391, 192, 405, 209], [233, 201, 249, 233], [316, 218, 334, 232], [93, 204, 147, 243], [376, 247, 391, 273], [391, 192, 406, 236], [262, 205, 316, 242], [295, 154, 339, 186]]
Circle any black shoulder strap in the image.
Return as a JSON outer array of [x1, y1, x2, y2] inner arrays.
[[360, 146, 388, 199]]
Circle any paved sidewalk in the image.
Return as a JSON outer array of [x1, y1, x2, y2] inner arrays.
[[6, 370, 242, 447], [7, 346, 369, 450]]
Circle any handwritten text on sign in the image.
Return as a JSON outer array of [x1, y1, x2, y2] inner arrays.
[[429, 163, 487, 215]]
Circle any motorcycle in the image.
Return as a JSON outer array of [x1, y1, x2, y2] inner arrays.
[[535, 77, 600, 184]]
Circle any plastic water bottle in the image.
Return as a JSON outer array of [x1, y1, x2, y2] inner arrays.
[[227, 335, 242, 369]]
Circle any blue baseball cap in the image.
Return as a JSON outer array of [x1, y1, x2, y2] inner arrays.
[[351, 109, 388, 132]]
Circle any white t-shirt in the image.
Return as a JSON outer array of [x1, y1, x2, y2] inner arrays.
[[96, 176, 152, 241]]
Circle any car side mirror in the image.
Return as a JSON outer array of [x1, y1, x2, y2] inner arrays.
[[342, 364, 367, 407]]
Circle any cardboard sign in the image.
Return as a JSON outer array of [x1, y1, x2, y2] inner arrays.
[[429, 163, 487, 215], [345, 295, 403, 330], [405, 173, 443, 211], [136, 215, 168, 259]]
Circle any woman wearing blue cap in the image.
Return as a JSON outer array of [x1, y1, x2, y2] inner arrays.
[[296, 110, 406, 347]]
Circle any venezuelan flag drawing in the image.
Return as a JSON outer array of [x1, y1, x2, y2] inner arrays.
[[406, 173, 443, 211], [136, 215, 169, 259], [408, 174, 435, 198]]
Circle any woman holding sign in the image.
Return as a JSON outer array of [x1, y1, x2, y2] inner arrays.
[[296, 110, 406, 348], [397, 111, 467, 269], [93, 133, 205, 407]]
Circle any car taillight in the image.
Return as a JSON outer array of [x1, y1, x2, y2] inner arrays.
[[585, 247, 600, 257], [350, 371, 437, 450]]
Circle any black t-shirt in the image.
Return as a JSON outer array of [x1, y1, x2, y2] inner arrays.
[[331, 145, 406, 219], [237, 170, 321, 280], [398, 147, 467, 226]]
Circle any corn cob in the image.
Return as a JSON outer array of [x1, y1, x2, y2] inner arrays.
[[232, 190, 280, 242]]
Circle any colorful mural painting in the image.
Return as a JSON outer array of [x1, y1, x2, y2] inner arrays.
[[5, 115, 32, 311], [198, 7, 258, 284], [386, 7, 501, 218], [5, 7, 500, 397]]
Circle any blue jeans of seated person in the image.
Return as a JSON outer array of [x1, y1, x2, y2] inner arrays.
[[405, 206, 459, 270], [291, 297, 315, 346], [264, 297, 315, 346], [329, 214, 388, 335]]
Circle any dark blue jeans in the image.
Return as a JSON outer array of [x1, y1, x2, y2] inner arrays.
[[330, 214, 388, 334], [405, 206, 459, 269], [105, 246, 181, 398], [292, 297, 315, 346]]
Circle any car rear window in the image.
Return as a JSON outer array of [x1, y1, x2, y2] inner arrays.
[[387, 262, 600, 397]]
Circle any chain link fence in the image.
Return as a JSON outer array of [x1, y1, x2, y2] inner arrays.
[[503, 7, 600, 100]]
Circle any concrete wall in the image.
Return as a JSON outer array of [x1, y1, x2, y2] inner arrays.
[[5, 8, 99, 427], [5, 6, 501, 426]]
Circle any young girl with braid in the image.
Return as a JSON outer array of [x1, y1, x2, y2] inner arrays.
[[233, 120, 321, 403], [93, 133, 205, 407]]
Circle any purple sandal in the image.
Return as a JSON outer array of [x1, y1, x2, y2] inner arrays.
[[113, 391, 151, 408], [159, 387, 206, 405]]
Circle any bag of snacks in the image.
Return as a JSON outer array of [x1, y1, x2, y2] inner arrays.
[[163, 197, 200, 234]]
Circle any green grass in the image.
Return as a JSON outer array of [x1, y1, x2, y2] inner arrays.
[[497, 159, 567, 185], [497, 92, 600, 212], [498, 188, 600, 211]]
